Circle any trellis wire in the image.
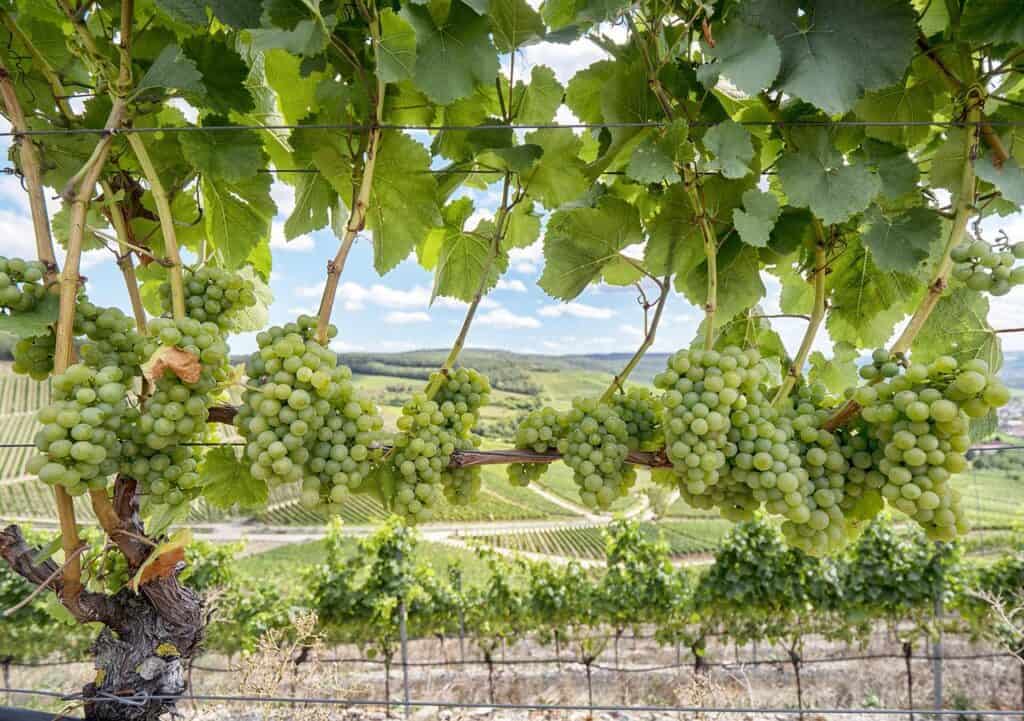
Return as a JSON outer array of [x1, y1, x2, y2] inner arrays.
[[4, 118, 1024, 139], [3, 686, 1023, 717]]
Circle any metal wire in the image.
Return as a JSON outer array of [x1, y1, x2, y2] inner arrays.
[[5, 119, 1024, 139], [3, 687, 1023, 716]]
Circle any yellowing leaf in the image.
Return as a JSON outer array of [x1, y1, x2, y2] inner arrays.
[[131, 529, 191, 592]]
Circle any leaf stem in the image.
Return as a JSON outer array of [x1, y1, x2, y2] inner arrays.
[[315, 16, 387, 346], [683, 174, 718, 350], [600, 275, 671, 404], [0, 63, 58, 282], [125, 133, 186, 321], [773, 232, 828, 406]]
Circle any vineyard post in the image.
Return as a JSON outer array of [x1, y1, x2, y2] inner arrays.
[[384, 649, 392, 719], [399, 598, 411, 721], [788, 646, 804, 721], [584, 654, 594, 720], [932, 592, 944, 715], [1, 655, 9, 705], [904, 640, 915, 721]]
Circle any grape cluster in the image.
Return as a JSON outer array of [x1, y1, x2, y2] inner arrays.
[[858, 348, 902, 382], [27, 364, 130, 496], [0, 256, 48, 312], [432, 367, 490, 505], [951, 239, 1024, 296], [236, 316, 385, 512], [857, 356, 1009, 541], [12, 331, 57, 381], [161, 266, 258, 331], [557, 397, 634, 510], [654, 347, 765, 501], [610, 387, 662, 450], [507, 406, 564, 487]]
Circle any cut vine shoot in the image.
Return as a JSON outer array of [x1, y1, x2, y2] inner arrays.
[[0, 0, 1021, 718]]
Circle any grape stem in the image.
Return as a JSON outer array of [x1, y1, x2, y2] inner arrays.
[[100, 180, 148, 334], [773, 232, 828, 406], [689, 174, 718, 351], [125, 133, 187, 321], [599, 274, 671, 404], [315, 15, 387, 346], [0, 63, 58, 282], [995, 327, 1024, 334], [823, 97, 982, 432]]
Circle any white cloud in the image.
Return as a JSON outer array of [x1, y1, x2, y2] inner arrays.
[[496, 279, 527, 292], [478, 308, 541, 329], [385, 311, 431, 325], [270, 221, 314, 252], [270, 181, 296, 219], [539, 302, 616, 320], [510, 240, 543, 274], [0, 209, 38, 258], [300, 281, 499, 312]]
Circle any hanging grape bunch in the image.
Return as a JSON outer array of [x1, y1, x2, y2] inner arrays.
[[161, 266, 258, 331], [507, 405, 564, 486], [433, 367, 491, 506], [610, 386, 662, 450], [28, 364, 131, 497], [236, 316, 385, 511], [951, 238, 1024, 296], [0, 256, 48, 312], [558, 397, 634, 510]]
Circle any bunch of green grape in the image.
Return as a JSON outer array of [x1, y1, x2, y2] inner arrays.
[[75, 300, 146, 377], [238, 317, 383, 507], [508, 406, 564, 487], [389, 393, 452, 522], [857, 355, 1010, 541], [951, 238, 1024, 296], [653, 346, 766, 501], [610, 386, 662, 450], [27, 364, 131, 497], [161, 266, 258, 331], [0, 256, 48, 312], [557, 397, 635, 510], [12, 331, 57, 380], [858, 348, 902, 382], [431, 367, 490, 505]]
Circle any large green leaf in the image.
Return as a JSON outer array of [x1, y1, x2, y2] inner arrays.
[[697, 20, 781, 97], [502, 202, 542, 250], [565, 60, 616, 124], [367, 131, 442, 274], [0, 295, 59, 340], [733, 189, 780, 248], [378, 9, 418, 84], [510, 66, 564, 125], [626, 123, 689, 184], [490, 0, 546, 52], [975, 156, 1024, 207], [136, 44, 204, 96], [777, 129, 880, 225], [181, 35, 252, 114], [960, 0, 1024, 44], [403, 1, 499, 105], [202, 173, 276, 270], [644, 184, 703, 278], [861, 205, 941, 273], [539, 197, 642, 300], [808, 341, 860, 397], [912, 288, 1002, 371], [433, 221, 508, 302], [702, 120, 754, 179], [200, 447, 268, 511], [853, 65, 938, 148], [741, 0, 917, 115], [521, 129, 590, 209], [826, 236, 922, 347], [179, 122, 265, 183], [854, 139, 920, 201]]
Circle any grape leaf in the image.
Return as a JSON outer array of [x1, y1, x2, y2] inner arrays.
[[490, 0, 546, 52], [135, 44, 204, 96], [697, 20, 781, 97], [645, 185, 704, 278], [130, 529, 190, 592], [733, 189, 780, 248], [683, 238, 766, 328], [431, 84, 502, 161], [502, 202, 542, 250], [928, 128, 969, 194], [433, 220, 508, 302], [179, 122, 265, 183], [808, 341, 859, 397], [709, 309, 788, 362], [200, 446, 268, 511], [367, 131, 442, 274], [181, 35, 252, 114], [539, 196, 642, 300], [143, 346, 201, 384], [403, 1, 499, 105], [826, 236, 922, 347], [510, 66, 564, 125], [626, 123, 689, 184], [960, 0, 1024, 44], [862, 205, 941, 273], [0, 294, 59, 340], [741, 0, 917, 115], [775, 258, 815, 315], [202, 174, 276, 270], [975, 155, 1024, 207], [602, 255, 644, 286], [566, 60, 616, 124], [378, 9, 417, 84], [854, 67, 938, 148], [777, 129, 880, 225], [911, 288, 1002, 371], [521, 129, 590, 209], [702, 120, 754, 179], [854, 139, 920, 200]]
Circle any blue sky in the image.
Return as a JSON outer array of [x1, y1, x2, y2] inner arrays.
[[3, 31, 1023, 360]]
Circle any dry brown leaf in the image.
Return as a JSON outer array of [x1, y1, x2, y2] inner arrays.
[[143, 345, 201, 384], [130, 529, 191, 591]]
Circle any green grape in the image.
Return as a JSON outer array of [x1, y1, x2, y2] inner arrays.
[[431, 367, 490, 506], [0, 256, 49, 312], [30, 363, 131, 496], [557, 397, 634, 510], [610, 386, 662, 450], [160, 265, 259, 332], [949, 238, 1024, 295], [13, 331, 57, 380], [507, 405, 564, 486]]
